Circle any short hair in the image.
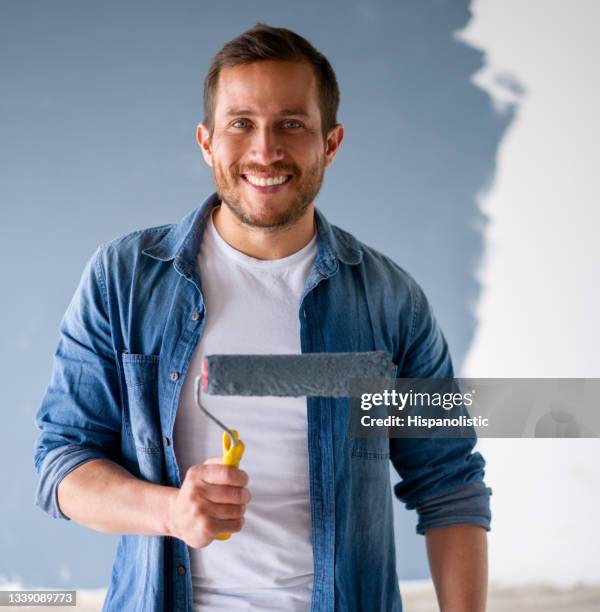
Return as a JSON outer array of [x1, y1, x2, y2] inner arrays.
[[203, 23, 340, 140]]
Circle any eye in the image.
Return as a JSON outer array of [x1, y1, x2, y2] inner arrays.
[[281, 119, 303, 129], [231, 118, 251, 128]]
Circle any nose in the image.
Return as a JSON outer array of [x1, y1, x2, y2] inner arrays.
[[249, 125, 284, 166]]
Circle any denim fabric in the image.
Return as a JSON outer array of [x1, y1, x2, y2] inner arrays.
[[34, 192, 491, 612]]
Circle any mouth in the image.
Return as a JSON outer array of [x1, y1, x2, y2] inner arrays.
[[240, 173, 294, 193]]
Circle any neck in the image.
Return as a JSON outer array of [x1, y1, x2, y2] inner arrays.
[[212, 203, 316, 260]]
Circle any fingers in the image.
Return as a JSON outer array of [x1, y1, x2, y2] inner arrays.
[[201, 516, 245, 539], [183, 464, 251, 504], [171, 461, 252, 548], [201, 498, 246, 520], [190, 462, 249, 488], [200, 482, 251, 505]]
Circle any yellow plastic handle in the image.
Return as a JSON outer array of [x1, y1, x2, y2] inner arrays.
[[215, 430, 245, 541]]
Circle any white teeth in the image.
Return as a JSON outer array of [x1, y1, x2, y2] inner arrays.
[[245, 174, 289, 187]]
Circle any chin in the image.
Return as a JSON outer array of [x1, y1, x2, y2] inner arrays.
[[244, 207, 296, 229], [241, 200, 306, 229]]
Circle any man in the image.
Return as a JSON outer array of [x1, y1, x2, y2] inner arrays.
[[34, 23, 491, 611]]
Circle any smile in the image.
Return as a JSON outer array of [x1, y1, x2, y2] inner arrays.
[[241, 173, 293, 187]]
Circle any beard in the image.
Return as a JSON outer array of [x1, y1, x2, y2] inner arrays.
[[213, 156, 325, 230]]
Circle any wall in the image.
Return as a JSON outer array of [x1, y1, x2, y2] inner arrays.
[[459, 0, 600, 585]]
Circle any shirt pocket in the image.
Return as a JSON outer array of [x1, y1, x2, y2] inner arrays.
[[349, 437, 391, 503], [121, 352, 163, 454], [350, 362, 397, 460]]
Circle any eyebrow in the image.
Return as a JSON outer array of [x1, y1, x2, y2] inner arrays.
[[224, 108, 310, 118]]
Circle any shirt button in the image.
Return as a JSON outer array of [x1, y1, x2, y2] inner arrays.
[[177, 565, 186, 576], [191, 311, 200, 321], [170, 371, 180, 381]]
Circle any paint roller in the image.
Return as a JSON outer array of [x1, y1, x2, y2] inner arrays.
[[194, 351, 394, 540]]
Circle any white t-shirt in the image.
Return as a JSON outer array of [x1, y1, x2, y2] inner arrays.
[[173, 209, 317, 611]]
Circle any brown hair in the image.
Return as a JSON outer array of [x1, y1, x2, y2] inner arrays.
[[203, 23, 340, 140]]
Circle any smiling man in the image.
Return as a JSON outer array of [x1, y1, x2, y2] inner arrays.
[[34, 24, 491, 612]]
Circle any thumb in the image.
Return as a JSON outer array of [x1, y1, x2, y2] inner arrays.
[[203, 455, 224, 466]]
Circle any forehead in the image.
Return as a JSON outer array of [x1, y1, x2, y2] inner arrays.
[[214, 60, 320, 118]]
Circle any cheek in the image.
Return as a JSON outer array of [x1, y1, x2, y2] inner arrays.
[[286, 135, 325, 162], [211, 135, 245, 164]]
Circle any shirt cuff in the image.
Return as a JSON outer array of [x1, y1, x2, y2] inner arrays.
[[415, 481, 492, 535], [34, 444, 112, 520]]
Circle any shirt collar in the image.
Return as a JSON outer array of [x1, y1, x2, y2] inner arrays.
[[142, 192, 363, 278]]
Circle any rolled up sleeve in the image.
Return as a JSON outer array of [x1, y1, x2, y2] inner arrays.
[[33, 247, 122, 519], [390, 282, 492, 534], [413, 481, 491, 534]]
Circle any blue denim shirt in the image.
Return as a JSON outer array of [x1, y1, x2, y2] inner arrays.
[[34, 192, 491, 612]]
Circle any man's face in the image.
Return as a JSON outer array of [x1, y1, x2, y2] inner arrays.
[[198, 60, 341, 229]]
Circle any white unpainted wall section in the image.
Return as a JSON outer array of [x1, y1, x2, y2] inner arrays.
[[457, 0, 600, 586]]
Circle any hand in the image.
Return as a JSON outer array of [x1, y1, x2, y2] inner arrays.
[[168, 457, 251, 548]]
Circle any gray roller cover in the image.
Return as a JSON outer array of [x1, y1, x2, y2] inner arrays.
[[204, 351, 394, 397]]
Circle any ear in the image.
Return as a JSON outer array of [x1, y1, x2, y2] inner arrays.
[[196, 123, 213, 167], [324, 123, 344, 168]]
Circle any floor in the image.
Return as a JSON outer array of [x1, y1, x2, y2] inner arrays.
[[6, 582, 600, 611]]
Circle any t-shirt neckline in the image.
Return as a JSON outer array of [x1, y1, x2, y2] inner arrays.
[[206, 208, 318, 271]]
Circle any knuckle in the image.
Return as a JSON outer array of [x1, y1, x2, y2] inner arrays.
[[188, 488, 202, 504], [188, 464, 202, 476], [198, 481, 212, 497], [187, 464, 204, 481], [194, 499, 207, 516]]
